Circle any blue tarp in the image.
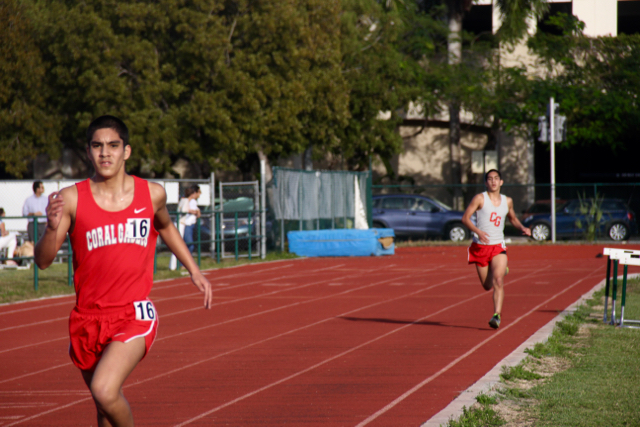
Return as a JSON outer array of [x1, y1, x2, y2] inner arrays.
[[287, 229, 395, 257]]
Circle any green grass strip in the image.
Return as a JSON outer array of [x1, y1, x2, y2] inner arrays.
[[531, 278, 640, 427], [445, 276, 640, 427]]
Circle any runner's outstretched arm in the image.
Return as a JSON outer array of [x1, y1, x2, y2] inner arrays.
[[150, 183, 212, 308], [35, 187, 76, 269], [506, 198, 532, 237]]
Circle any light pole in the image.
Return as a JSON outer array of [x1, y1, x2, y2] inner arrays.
[[550, 97, 556, 243], [538, 98, 566, 243]]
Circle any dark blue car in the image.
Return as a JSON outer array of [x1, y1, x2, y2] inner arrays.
[[372, 194, 469, 241], [522, 198, 637, 241]]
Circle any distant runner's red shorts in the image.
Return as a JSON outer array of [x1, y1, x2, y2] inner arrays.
[[69, 301, 158, 372], [467, 242, 507, 267]]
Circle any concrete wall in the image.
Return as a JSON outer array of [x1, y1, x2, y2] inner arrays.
[[573, 0, 618, 36]]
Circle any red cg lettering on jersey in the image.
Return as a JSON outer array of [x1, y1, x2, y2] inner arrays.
[[489, 212, 501, 226]]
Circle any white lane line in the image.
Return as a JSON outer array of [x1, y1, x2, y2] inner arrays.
[[152, 265, 402, 319], [422, 268, 616, 427], [152, 263, 343, 291], [174, 266, 549, 427], [0, 403, 56, 408], [0, 364, 72, 385], [0, 300, 74, 317], [356, 266, 603, 426], [0, 264, 396, 354], [0, 390, 89, 395], [0, 337, 67, 355], [0, 264, 409, 376], [156, 269, 438, 342], [3, 269, 458, 425], [0, 261, 303, 316], [0, 263, 348, 325], [0, 317, 68, 333]]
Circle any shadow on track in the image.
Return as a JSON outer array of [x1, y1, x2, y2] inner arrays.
[[338, 316, 488, 331]]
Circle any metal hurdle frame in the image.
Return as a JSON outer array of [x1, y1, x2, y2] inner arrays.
[[603, 248, 640, 328], [615, 254, 640, 328]]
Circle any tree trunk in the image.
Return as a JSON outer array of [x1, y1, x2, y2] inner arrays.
[[303, 143, 313, 171], [447, 1, 464, 210], [257, 150, 273, 183]]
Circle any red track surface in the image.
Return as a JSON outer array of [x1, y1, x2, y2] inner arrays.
[[1, 244, 637, 426]]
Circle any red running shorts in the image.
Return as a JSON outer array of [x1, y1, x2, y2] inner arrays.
[[467, 242, 507, 267], [69, 300, 158, 372]]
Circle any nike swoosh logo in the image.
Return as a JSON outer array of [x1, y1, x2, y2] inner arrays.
[[134, 208, 146, 214]]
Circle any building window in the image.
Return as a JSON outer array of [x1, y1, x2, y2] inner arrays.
[[463, 5, 493, 37], [538, 2, 573, 36], [619, 1, 640, 35]]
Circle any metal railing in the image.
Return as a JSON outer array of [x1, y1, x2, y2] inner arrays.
[[0, 217, 73, 291], [2, 209, 265, 291]]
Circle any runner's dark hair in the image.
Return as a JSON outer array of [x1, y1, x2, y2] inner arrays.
[[485, 169, 502, 181], [184, 185, 200, 198], [86, 115, 129, 146]]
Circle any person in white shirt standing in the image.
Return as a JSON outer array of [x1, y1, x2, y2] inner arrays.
[[22, 181, 49, 243], [462, 169, 531, 329], [182, 185, 202, 253], [169, 192, 192, 270]]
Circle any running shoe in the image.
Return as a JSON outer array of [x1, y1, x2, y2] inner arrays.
[[505, 266, 509, 276], [489, 313, 501, 329]]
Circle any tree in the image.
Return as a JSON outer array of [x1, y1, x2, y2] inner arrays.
[[0, 0, 58, 177], [25, 0, 350, 178], [435, 0, 549, 208], [527, 14, 640, 150], [222, 0, 349, 174], [332, 0, 427, 172]]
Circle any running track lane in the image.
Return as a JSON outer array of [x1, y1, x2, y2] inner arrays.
[[0, 245, 635, 426]]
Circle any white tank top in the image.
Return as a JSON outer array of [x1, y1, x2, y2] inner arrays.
[[472, 192, 509, 245]]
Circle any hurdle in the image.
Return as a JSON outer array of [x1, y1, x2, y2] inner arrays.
[[602, 248, 640, 325], [615, 254, 640, 328]]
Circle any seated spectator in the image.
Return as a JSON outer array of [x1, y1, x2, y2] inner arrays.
[[0, 208, 18, 266]]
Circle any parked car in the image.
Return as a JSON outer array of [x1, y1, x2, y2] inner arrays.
[[219, 197, 256, 240], [521, 199, 566, 221], [522, 198, 637, 241], [372, 194, 470, 241]]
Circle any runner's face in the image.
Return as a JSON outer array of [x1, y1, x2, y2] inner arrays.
[[485, 172, 503, 192], [87, 128, 131, 179]]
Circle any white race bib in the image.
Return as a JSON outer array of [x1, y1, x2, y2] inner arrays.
[[126, 218, 150, 239], [133, 300, 156, 321]]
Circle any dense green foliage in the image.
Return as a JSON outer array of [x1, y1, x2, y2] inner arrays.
[[2, 0, 421, 177], [527, 14, 640, 150], [0, 0, 59, 176], [1, 1, 638, 178]]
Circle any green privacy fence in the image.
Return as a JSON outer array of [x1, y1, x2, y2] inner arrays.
[[268, 167, 373, 251]]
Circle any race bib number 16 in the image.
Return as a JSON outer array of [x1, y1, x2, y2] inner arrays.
[[126, 218, 150, 239], [134, 301, 156, 321]]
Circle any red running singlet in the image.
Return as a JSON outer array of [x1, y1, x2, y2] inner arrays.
[[70, 177, 159, 309]]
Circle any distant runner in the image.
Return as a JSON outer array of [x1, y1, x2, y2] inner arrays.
[[462, 169, 531, 329]]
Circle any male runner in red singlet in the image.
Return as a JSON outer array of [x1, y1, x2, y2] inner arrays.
[[462, 169, 531, 329], [35, 115, 212, 427]]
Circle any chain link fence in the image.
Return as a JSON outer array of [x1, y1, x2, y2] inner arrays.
[[373, 183, 640, 218], [0, 175, 268, 271], [214, 181, 262, 260]]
